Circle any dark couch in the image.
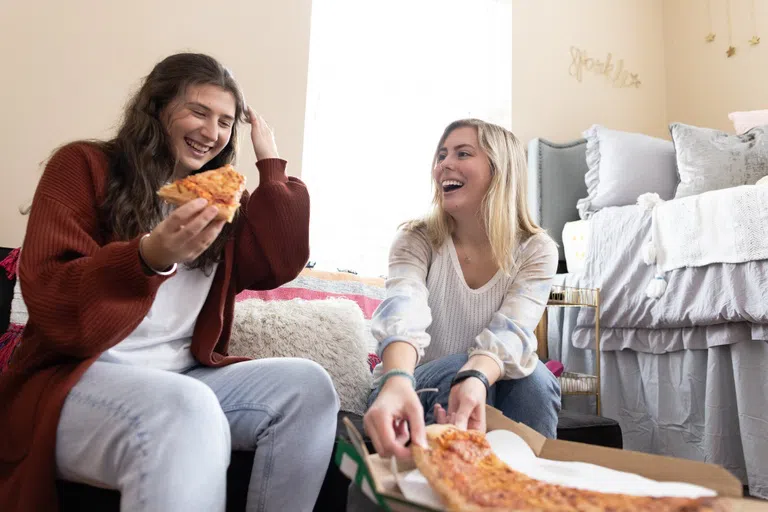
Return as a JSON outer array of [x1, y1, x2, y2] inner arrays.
[[0, 247, 622, 511]]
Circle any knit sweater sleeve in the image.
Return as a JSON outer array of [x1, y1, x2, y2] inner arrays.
[[232, 159, 310, 292], [371, 227, 433, 363], [471, 233, 558, 379], [19, 144, 171, 359]]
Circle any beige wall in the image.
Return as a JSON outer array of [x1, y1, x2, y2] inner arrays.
[[511, 0, 669, 144], [0, 0, 312, 247], [5, 0, 758, 247], [664, 0, 767, 132]]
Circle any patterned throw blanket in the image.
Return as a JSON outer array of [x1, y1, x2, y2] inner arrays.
[[0, 248, 22, 371]]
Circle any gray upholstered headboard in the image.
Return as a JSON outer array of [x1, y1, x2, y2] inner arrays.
[[526, 138, 589, 272]]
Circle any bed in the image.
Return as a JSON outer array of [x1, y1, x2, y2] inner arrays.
[[527, 132, 768, 500]]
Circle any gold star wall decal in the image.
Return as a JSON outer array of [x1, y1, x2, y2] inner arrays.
[[749, 36, 761, 46], [726, 46, 736, 57], [705, 33, 716, 42]]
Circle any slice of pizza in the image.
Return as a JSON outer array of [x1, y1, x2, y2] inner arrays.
[[412, 424, 725, 512], [157, 164, 247, 223]]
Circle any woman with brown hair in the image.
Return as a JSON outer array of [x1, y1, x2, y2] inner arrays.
[[0, 53, 339, 512]]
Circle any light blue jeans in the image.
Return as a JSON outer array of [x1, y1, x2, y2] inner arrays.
[[348, 353, 561, 511], [56, 358, 340, 512]]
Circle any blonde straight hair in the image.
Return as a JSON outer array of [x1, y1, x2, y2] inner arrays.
[[404, 119, 543, 274]]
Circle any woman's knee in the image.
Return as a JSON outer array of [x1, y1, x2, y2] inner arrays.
[[162, 379, 231, 449], [527, 362, 560, 394], [493, 362, 560, 437], [289, 359, 340, 412], [166, 378, 224, 417]]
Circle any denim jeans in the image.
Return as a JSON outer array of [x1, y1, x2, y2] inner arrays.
[[56, 358, 340, 512], [369, 353, 561, 437], [348, 353, 561, 511]]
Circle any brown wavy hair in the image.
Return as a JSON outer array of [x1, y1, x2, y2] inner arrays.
[[98, 52, 247, 271]]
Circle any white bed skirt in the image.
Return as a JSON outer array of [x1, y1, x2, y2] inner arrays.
[[547, 275, 768, 500]]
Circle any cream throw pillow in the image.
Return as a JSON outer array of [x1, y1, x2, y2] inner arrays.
[[229, 298, 373, 415]]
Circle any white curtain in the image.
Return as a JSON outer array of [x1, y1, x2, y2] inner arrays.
[[302, 0, 513, 277]]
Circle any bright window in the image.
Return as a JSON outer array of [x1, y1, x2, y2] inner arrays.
[[302, 0, 512, 277]]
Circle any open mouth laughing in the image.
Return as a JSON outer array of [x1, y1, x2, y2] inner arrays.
[[185, 137, 213, 157], [441, 179, 464, 193]]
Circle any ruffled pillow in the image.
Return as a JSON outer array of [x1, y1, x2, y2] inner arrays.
[[576, 125, 678, 219]]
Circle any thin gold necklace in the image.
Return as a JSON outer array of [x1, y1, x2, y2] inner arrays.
[[454, 237, 472, 264]]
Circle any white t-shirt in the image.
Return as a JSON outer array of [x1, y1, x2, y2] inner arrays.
[[98, 263, 218, 372]]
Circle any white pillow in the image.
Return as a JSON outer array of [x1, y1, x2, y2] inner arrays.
[[561, 220, 591, 274], [729, 110, 768, 135], [228, 298, 373, 415], [576, 125, 678, 219]]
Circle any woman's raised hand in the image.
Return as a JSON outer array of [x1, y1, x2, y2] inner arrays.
[[246, 106, 279, 161]]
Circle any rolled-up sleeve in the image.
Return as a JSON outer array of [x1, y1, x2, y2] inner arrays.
[[470, 234, 558, 379], [371, 227, 433, 363]]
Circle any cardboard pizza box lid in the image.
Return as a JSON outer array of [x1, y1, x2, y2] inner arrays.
[[338, 406, 768, 511]]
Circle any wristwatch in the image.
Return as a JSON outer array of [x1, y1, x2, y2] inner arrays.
[[450, 369, 491, 394]]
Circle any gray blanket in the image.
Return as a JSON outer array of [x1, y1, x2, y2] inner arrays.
[[572, 205, 768, 353]]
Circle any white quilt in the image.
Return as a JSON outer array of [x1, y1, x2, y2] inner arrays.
[[647, 185, 768, 272]]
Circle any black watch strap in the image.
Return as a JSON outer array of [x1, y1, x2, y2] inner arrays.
[[450, 369, 491, 394]]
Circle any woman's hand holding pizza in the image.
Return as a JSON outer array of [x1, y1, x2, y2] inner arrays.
[[141, 198, 225, 270]]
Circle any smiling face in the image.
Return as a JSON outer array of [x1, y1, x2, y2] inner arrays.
[[432, 126, 493, 217], [163, 83, 237, 176]]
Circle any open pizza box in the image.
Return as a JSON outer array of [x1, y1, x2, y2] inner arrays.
[[336, 406, 768, 511]]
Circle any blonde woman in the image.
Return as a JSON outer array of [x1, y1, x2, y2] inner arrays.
[[364, 119, 561, 460]]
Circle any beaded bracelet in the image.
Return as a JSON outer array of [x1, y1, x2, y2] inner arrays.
[[378, 369, 416, 390]]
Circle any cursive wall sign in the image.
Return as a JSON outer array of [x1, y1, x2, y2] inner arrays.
[[569, 46, 641, 88]]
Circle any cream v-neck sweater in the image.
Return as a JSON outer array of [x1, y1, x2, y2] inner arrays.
[[371, 226, 557, 380]]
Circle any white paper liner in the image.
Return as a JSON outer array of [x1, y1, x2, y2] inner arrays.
[[397, 429, 717, 509]]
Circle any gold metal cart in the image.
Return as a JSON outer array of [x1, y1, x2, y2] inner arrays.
[[535, 285, 601, 415]]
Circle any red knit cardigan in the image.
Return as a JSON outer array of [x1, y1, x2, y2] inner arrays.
[[0, 143, 310, 511]]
